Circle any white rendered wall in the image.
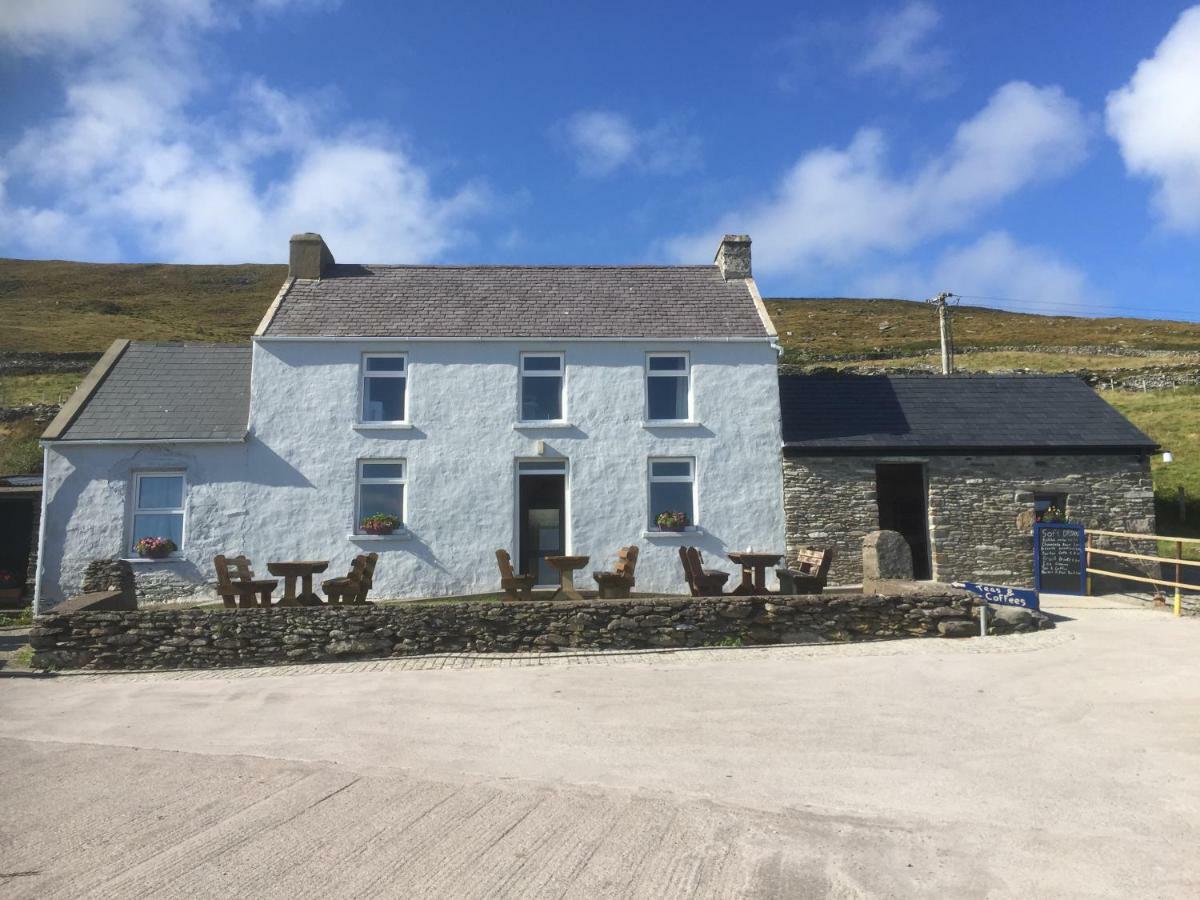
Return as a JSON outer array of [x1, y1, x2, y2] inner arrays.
[[37, 339, 786, 606]]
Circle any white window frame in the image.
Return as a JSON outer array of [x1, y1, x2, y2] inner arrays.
[[129, 470, 187, 555], [647, 457, 697, 531], [359, 353, 408, 424], [356, 459, 407, 533], [645, 352, 692, 423], [518, 352, 566, 423]]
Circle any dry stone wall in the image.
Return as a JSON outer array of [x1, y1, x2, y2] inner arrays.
[[784, 453, 1155, 586], [28, 591, 1052, 671]]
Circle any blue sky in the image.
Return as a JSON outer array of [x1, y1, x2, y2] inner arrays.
[[1, 1, 1198, 320]]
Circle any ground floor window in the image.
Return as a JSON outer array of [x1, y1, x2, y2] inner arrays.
[[357, 460, 406, 531], [1034, 492, 1068, 522], [130, 472, 186, 554], [648, 458, 695, 530]]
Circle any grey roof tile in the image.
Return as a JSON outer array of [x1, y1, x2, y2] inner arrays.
[[779, 374, 1157, 453], [264, 264, 769, 338], [60, 343, 250, 442]]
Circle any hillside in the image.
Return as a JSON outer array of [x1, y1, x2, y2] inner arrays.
[[0, 258, 285, 352]]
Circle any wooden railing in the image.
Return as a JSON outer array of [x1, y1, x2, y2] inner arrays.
[[1085, 529, 1200, 617]]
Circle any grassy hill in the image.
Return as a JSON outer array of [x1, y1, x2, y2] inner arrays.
[[769, 298, 1200, 359], [0, 258, 285, 352]]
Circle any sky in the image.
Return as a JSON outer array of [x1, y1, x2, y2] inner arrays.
[[0, 1, 1198, 321]]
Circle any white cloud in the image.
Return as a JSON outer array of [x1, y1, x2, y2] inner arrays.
[[556, 110, 700, 177], [0, 1, 488, 263], [665, 81, 1087, 275], [0, 0, 217, 53], [855, 1, 951, 91], [1106, 5, 1200, 231], [858, 231, 1091, 309]]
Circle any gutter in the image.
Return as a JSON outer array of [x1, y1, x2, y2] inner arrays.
[[40, 339, 129, 441], [42, 437, 248, 447]]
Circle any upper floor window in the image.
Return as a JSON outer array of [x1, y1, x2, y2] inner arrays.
[[130, 471, 186, 554], [361, 354, 407, 423], [646, 353, 690, 421], [520, 353, 564, 421]]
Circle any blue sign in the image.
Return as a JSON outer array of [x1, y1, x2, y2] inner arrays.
[[1034, 522, 1087, 595], [956, 581, 1040, 610]]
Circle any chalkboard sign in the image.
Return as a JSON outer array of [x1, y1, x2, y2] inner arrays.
[[1034, 523, 1086, 595]]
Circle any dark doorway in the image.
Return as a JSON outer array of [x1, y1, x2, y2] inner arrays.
[[875, 463, 931, 580], [518, 462, 566, 585], [0, 498, 35, 603]]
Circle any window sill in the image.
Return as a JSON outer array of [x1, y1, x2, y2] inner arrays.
[[121, 556, 186, 564], [641, 528, 700, 539], [643, 420, 700, 428], [349, 531, 413, 542], [354, 422, 414, 431], [513, 421, 575, 430]]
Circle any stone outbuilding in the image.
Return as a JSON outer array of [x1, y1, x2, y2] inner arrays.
[[779, 374, 1159, 587]]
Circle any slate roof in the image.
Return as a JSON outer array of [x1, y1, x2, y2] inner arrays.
[[263, 264, 771, 338], [56, 343, 251, 441], [780, 375, 1158, 454]]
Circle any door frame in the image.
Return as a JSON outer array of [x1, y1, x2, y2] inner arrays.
[[514, 457, 571, 587]]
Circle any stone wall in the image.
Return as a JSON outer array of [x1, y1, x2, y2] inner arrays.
[[784, 453, 1156, 586], [29, 591, 1051, 671]]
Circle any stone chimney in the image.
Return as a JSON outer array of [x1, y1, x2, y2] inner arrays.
[[714, 234, 751, 280], [288, 232, 335, 280]]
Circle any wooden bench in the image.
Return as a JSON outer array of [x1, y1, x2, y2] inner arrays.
[[593, 546, 639, 599], [496, 549, 535, 601], [775, 547, 833, 595], [213, 555, 278, 608], [678, 546, 730, 597], [322, 553, 379, 604]]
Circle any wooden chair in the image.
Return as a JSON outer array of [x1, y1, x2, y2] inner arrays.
[[496, 549, 535, 601], [213, 555, 278, 608], [593, 546, 639, 599], [775, 547, 833, 595], [678, 546, 730, 597], [322, 553, 379, 604]]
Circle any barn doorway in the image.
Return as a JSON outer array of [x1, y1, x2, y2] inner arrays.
[[875, 463, 931, 580]]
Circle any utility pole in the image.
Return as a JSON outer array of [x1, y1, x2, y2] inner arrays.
[[927, 292, 957, 375]]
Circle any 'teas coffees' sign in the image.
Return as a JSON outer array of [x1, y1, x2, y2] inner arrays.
[[1034, 523, 1086, 595]]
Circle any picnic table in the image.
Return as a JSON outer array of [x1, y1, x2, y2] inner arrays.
[[727, 551, 783, 596], [267, 560, 329, 606], [546, 555, 590, 602]]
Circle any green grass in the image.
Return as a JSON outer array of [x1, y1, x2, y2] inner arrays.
[[1103, 387, 1200, 560], [0, 258, 285, 352], [769, 298, 1200, 359], [0, 416, 44, 474], [816, 350, 1200, 373], [0, 608, 33, 627], [0, 372, 84, 406]]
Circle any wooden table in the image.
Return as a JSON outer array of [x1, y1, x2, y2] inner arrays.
[[727, 552, 783, 596], [546, 555, 590, 602], [267, 560, 329, 606]]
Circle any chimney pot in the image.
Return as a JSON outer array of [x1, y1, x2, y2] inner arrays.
[[714, 234, 751, 280], [289, 232, 335, 280]]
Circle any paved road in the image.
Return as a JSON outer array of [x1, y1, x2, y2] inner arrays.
[[1, 595, 1197, 898]]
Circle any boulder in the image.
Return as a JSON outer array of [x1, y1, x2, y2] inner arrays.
[[862, 530, 914, 581], [938, 619, 977, 638]]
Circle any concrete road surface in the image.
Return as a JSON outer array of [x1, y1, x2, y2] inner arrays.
[[1, 594, 1197, 898]]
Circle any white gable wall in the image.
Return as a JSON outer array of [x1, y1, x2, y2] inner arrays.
[[38, 338, 785, 606]]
